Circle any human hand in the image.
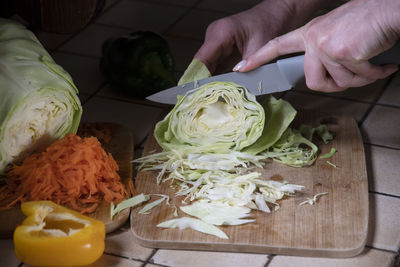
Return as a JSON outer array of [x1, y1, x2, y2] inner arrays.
[[194, 0, 319, 74], [235, 0, 400, 92]]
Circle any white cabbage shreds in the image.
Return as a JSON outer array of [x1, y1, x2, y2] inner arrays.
[[157, 217, 228, 239]]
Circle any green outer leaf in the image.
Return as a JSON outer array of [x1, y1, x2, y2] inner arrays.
[[316, 125, 334, 144], [178, 58, 211, 85], [154, 95, 185, 151], [0, 18, 82, 175], [300, 124, 333, 144], [320, 148, 337, 159], [243, 96, 297, 155]]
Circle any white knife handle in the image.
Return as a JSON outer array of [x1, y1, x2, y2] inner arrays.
[[276, 55, 304, 87], [276, 41, 400, 87]]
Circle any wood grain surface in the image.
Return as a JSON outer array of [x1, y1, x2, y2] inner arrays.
[[0, 122, 133, 238], [130, 112, 369, 257]]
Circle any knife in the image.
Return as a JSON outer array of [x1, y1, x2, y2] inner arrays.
[[147, 42, 400, 105]]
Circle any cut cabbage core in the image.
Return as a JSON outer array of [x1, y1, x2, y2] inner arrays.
[[0, 90, 77, 171]]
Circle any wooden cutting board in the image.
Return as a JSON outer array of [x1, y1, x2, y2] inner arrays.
[[130, 111, 369, 257], [0, 122, 133, 238]]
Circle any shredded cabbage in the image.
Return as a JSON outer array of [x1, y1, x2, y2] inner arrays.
[[157, 217, 228, 239], [135, 61, 333, 239], [326, 160, 338, 168], [262, 128, 318, 167], [138, 195, 169, 214], [299, 192, 328, 206], [180, 201, 254, 226], [111, 193, 149, 219]]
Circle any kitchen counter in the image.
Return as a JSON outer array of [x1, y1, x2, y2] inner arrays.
[[1, 0, 399, 266]]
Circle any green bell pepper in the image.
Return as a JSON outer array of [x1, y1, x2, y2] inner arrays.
[[100, 31, 176, 98]]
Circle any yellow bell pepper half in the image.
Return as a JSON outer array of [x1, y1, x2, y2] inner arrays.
[[13, 201, 105, 266]]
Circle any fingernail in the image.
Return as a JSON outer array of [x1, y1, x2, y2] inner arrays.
[[233, 60, 247, 71]]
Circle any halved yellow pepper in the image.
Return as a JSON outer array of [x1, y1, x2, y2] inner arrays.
[[13, 201, 105, 266]]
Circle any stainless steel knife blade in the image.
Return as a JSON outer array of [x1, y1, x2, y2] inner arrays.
[[146, 55, 305, 105]]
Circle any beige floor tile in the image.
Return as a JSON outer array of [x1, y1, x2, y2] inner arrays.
[[283, 91, 370, 122], [0, 239, 20, 266], [105, 226, 154, 261], [293, 78, 388, 103], [81, 96, 164, 145], [379, 72, 400, 107], [364, 144, 400, 196], [196, 0, 262, 14], [166, 9, 226, 40], [58, 24, 131, 57], [362, 105, 400, 148], [152, 249, 269, 267], [51, 52, 104, 94], [269, 248, 395, 267], [96, 0, 188, 33], [367, 193, 400, 251]]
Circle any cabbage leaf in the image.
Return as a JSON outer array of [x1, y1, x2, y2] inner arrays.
[[157, 217, 228, 239], [180, 201, 254, 226], [178, 58, 211, 85]]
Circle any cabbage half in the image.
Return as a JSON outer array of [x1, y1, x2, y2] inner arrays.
[[155, 81, 266, 151], [0, 19, 82, 175], [154, 80, 298, 157]]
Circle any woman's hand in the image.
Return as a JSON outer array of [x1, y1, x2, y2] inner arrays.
[[194, 0, 325, 74], [236, 0, 400, 92]]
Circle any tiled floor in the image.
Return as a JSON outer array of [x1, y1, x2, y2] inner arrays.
[[1, 0, 400, 266]]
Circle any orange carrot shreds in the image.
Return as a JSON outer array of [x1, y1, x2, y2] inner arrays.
[[0, 133, 129, 214]]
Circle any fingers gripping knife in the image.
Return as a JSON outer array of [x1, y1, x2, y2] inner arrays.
[[147, 42, 400, 104]]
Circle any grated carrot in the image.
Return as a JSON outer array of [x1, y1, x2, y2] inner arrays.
[[0, 133, 129, 214]]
